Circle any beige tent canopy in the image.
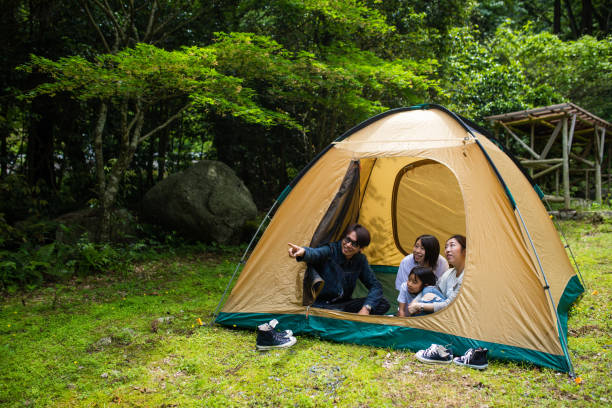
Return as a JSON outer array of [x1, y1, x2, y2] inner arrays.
[[215, 104, 583, 373]]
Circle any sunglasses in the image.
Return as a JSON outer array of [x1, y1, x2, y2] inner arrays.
[[343, 236, 360, 248]]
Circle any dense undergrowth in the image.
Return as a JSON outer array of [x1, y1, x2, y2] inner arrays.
[[0, 219, 610, 407], [0, 215, 242, 298]]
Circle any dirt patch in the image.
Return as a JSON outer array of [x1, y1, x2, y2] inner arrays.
[[569, 325, 603, 336]]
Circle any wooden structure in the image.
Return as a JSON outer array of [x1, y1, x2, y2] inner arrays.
[[485, 103, 611, 208]]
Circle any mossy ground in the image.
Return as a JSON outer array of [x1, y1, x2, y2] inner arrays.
[[0, 220, 610, 407]]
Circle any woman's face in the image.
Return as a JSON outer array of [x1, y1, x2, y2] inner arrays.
[[445, 238, 465, 267], [413, 239, 426, 265], [407, 273, 424, 294]]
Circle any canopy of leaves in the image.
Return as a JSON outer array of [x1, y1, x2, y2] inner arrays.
[[1, 0, 610, 231], [20, 43, 299, 129], [441, 23, 611, 120]]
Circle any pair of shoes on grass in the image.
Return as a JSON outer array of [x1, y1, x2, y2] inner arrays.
[[256, 319, 297, 350], [415, 344, 488, 370]]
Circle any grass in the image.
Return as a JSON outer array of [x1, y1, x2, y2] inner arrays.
[[0, 219, 610, 407]]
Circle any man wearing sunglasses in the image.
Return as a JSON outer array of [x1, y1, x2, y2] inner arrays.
[[288, 224, 389, 315]]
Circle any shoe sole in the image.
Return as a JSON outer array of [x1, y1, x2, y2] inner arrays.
[[452, 359, 488, 370], [256, 336, 297, 350], [415, 353, 452, 364]]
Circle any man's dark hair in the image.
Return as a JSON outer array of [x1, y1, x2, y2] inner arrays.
[[415, 234, 441, 269], [409, 266, 437, 287], [344, 223, 371, 248]]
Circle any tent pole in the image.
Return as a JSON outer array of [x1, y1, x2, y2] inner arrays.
[[562, 118, 571, 209], [209, 199, 280, 325], [448, 109, 577, 375], [475, 134, 576, 375], [542, 199, 587, 289], [514, 207, 575, 377]]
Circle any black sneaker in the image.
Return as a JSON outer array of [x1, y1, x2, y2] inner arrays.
[[415, 344, 453, 364], [453, 347, 488, 370], [256, 321, 297, 350]]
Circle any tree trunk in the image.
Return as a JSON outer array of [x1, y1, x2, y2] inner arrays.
[[97, 98, 188, 241], [564, 0, 580, 38], [93, 101, 108, 241], [93, 102, 108, 197], [99, 110, 143, 241], [157, 127, 169, 182], [0, 118, 7, 178], [27, 96, 56, 189], [581, 0, 594, 35], [554, 0, 562, 34], [146, 132, 155, 186]]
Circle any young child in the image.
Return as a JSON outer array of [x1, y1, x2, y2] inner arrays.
[[397, 266, 446, 317]]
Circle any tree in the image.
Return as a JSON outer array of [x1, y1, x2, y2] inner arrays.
[[206, 32, 439, 206], [20, 43, 299, 239], [492, 25, 612, 118]]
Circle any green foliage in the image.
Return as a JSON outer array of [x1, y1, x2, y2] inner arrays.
[[237, 0, 395, 52], [19, 43, 300, 130], [3, 0, 611, 226], [0, 220, 197, 290], [491, 26, 612, 118], [0, 174, 51, 222], [439, 24, 612, 121], [441, 25, 560, 119]]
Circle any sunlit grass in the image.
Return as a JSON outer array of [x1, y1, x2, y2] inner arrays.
[[0, 219, 610, 407]]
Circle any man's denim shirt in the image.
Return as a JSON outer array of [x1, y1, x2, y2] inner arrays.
[[298, 240, 383, 308]]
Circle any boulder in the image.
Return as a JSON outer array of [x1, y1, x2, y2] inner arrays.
[[141, 160, 257, 243]]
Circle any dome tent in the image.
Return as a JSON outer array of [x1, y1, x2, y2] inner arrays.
[[214, 104, 584, 373]]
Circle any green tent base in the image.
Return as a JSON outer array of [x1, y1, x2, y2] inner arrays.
[[216, 274, 583, 373], [216, 311, 570, 372], [557, 275, 585, 345]]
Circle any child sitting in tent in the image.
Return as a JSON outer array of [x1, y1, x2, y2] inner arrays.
[[397, 266, 446, 316], [395, 235, 449, 292]]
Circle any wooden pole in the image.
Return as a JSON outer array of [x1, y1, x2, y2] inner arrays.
[[568, 114, 577, 151], [555, 169, 560, 196], [569, 152, 594, 167], [585, 170, 589, 200], [500, 122, 540, 159], [544, 194, 565, 202], [521, 158, 564, 166], [532, 163, 563, 179], [562, 117, 570, 208], [534, 162, 563, 179], [595, 126, 604, 204], [529, 122, 535, 177], [540, 121, 563, 159]]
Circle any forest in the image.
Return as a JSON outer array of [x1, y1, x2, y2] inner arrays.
[[1, 0, 610, 288]]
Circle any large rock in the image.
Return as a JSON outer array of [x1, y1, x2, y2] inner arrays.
[[141, 160, 257, 243]]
